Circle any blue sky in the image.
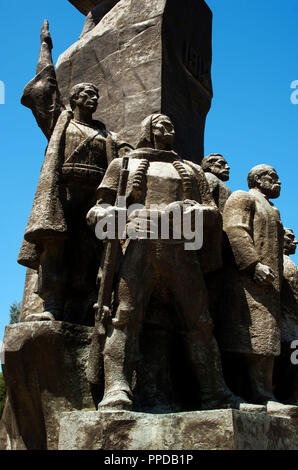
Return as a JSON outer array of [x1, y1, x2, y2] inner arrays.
[[0, 0, 297, 345]]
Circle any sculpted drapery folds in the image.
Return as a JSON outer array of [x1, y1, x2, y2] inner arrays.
[[86, 113, 244, 412], [18, 21, 131, 324], [274, 228, 298, 404], [220, 164, 289, 408], [201, 153, 232, 326], [281, 228, 298, 345]]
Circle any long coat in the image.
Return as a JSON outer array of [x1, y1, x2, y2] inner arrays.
[[219, 188, 284, 356], [281, 254, 298, 344], [17, 64, 123, 269]]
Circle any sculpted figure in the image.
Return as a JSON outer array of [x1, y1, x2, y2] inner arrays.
[[221, 164, 298, 413], [87, 114, 243, 411], [281, 228, 298, 342], [201, 153, 231, 213], [275, 228, 298, 404], [18, 21, 130, 324], [201, 154, 232, 326]]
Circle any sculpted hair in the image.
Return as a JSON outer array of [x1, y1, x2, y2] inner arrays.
[[247, 164, 274, 189], [69, 83, 99, 110], [201, 154, 224, 172], [136, 113, 167, 148], [284, 228, 294, 236]]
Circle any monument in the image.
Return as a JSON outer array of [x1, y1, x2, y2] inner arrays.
[[0, 0, 297, 451]]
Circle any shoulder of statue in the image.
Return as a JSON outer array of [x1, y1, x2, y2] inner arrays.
[[205, 172, 220, 186], [224, 190, 255, 211], [128, 148, 153, 159], [92, 119, 107, 132], [182, 159, 205, 176]]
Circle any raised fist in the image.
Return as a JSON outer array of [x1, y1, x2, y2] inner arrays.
[[40, 20, 53, 50]]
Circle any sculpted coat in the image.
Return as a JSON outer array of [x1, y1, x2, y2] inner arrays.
[[204, 172, 231, 215], [220, 188, 284, 356], [87, 114, 242, 412], [281, 253, 298, 344], [18, 23, 129, 323]]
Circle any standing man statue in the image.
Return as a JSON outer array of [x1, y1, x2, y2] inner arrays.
[[220, 164, 298, 414], [18, 21, 131, 324], [281, 228, 298, 344], [201, 153, 231, 213], [275, 228, 298, 404], [201, 153, 232, 326], [86, 114, 243, 411]]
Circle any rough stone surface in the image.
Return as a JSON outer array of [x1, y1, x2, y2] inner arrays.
[[57, 0, 213, 162], [0, 322, 95, 450], [5, 1, 297, 452], [58, 409, 298, 450], [274, 228, 298, 405], [219, 165, 285, 404], [19, 268, 43, 321], [69, 0, 104, 15]]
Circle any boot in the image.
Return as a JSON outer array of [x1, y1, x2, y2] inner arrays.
[[185, 331, 245, 410], [98, 327, 134, 411], [245, 354, 276, 404], [245, 354, 298, 417]]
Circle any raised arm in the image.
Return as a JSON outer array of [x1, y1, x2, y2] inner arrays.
[[21, 21, 63, 140]]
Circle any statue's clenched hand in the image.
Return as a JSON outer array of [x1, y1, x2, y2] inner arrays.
[[253, 262, 275, 285], [86, 205, 108, 227], [40, 20, 53, 50]]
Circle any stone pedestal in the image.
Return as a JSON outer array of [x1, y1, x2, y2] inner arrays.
[[57, 0, 213, 162], [58, 409, 298, 450], [0, 322, 95, 450]]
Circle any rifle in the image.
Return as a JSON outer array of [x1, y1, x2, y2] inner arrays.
[[86, 156, 129, 386]]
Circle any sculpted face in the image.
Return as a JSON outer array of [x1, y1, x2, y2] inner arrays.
[[255, 167, 281, 199], [284, 228, 298, 256], [152, 116, 175, 149], [74, 85, 99, 113], [208, 156, 230, 181]]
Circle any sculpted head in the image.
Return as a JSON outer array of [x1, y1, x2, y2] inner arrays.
[[137, 114, 175, 150], [201, 154, 230, 181], [284, 228, 298, 256], [69, 83, 99, 114], [247, 164, 281, 199]]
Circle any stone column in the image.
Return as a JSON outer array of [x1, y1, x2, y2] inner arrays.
[[58, 0, 213, 162]]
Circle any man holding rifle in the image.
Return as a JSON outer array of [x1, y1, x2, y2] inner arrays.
[[87, 114, 244, 411]]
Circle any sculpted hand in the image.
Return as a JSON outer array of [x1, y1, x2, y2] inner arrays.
[[40, 20, 53, 50], [86, 205, 108, 227], [253, 262, 275, 285]]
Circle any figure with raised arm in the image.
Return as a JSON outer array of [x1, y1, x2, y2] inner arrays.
[[18, 21, 131, 324]]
